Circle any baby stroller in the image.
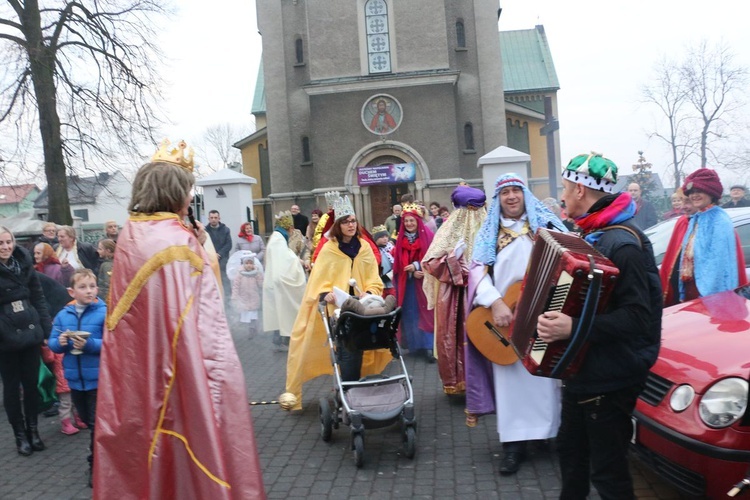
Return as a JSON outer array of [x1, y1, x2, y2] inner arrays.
[[317, 293, 417, 468]]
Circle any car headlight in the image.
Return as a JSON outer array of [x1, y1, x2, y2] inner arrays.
[[670, 385, 695, 412], [699, 378, 749, 428]]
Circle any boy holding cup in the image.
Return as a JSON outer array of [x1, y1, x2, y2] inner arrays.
[[48, 268, 106, 487]]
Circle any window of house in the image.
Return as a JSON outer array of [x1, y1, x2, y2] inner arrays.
[[302, 136, 311, 164], [295, 37, 304, 65], [456, 20, 466, 49], [464, 122, 475, 151], [73, 209, 89, 222], [365, 0, 391, 74]]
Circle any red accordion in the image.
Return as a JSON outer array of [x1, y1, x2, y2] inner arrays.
[[509, 228, 619, 379]]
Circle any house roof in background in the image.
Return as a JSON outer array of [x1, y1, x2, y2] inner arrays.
[[0, 184, 38, 205], [33, 172, 118, 209], [500, 25, 560, 93]]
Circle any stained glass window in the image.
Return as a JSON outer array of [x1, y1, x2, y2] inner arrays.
[[365, 0, 391, 74]]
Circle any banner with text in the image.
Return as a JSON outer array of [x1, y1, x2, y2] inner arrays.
[[357, 163, 416, 186]]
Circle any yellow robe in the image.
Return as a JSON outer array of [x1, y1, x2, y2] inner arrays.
[[284, 237, 390, 410], [311, 213, 329, 252]]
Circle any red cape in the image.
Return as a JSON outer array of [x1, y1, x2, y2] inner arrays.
[[94, 213, 265, 499], [392, 214, 435, 333]]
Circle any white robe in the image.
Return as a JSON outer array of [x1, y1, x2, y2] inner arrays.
[[262, 231, 306, 337], [473, 215, 561, 443]]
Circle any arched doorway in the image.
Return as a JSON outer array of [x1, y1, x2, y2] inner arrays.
[[367, 155, 410, 226], [344, 140, 430, 229]]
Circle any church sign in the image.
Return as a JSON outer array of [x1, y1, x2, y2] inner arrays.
[[357, 163, 416, 186]]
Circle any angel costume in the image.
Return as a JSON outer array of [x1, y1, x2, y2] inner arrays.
[[262, 226, 306, 339]]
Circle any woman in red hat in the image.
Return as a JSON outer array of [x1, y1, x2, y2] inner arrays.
[[660, 168, 746, 306]]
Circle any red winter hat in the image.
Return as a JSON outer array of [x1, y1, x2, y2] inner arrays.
[[682, 168, 723, 200]]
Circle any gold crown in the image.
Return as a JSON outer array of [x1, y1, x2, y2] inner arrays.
[[401, 202, 424, 218], [151, 138, 194, 172], [372, 224, 387, 234]]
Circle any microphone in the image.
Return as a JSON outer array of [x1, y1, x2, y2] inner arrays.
[[187, 206, 199, 231]]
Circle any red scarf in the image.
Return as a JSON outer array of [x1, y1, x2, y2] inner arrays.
[[237, 231, 254, 243], [34, 255, 61, 273]]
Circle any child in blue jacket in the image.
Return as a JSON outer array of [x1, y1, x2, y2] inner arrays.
[[49, 268, 106, 487]]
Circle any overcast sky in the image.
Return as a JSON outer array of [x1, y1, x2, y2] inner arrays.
[[159, 0, 750, 186]]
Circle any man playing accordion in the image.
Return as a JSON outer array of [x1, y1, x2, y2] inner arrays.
[[537, 153, 662, 499]]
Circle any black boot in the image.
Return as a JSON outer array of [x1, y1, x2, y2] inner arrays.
[[26, 415, 45, 452], [13, 423, 32, 456]]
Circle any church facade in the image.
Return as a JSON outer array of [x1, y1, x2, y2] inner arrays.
[[253, 0, 507, 229]]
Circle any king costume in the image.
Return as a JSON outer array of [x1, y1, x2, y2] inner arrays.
[[466, 174, 566, 448], [93, 212, 265, 499], [422, 185, 486, 394], [282, 236, 391, 411]]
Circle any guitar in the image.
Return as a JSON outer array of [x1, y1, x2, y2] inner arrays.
[[465, 282, 522, 366]]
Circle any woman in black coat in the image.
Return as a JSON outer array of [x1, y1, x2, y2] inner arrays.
[[0, 226, 52, 456]]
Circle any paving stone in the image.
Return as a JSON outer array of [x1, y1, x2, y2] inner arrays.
[[0, 312, 684, 499]]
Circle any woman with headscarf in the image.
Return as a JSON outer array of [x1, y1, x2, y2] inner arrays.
[[393, 203, 435, 361], [34, 241, 71, 286], [660, 168, 746, 306], [279, 195, 391, 411], [422, 185, 486, 394], [234, 222, 265, 263]]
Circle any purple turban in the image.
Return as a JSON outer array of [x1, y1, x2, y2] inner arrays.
[[451, 185, 486, 208]]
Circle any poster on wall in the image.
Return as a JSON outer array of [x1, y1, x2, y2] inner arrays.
[[357, 163, 416, 186]]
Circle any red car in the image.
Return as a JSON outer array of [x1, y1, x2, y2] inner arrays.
[[631, 287, 750, 498]]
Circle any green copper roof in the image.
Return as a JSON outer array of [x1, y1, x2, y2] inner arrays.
[[251, 59, 265, 115], [500, 25, 559, 93]]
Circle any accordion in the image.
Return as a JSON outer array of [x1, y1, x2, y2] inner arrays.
[[509, 228, 619, 379]]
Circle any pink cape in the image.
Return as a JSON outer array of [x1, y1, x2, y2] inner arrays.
[[93, 213, 265, 499]]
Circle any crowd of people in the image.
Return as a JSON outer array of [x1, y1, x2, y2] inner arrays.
[[1, 139, 748, 499]]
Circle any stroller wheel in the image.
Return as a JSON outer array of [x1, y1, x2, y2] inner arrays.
[[403, 426, 417, 459], [319, 398, 334, 442], [352, 433, 364, 468]]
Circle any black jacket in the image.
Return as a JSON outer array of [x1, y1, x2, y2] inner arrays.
[[76, 240, 100, 274], [566, 213, 662, 395], [205, 222, 232, 261], [0, 246, 52, 351], [292, 213, 309, 234]]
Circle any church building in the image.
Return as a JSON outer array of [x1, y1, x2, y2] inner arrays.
[[236, 1, 560, 232]]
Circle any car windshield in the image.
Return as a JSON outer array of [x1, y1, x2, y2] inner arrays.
[[644, 218, 679, 266]]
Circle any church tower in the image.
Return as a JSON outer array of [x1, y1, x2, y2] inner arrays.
[[257, 0, 506, 227]]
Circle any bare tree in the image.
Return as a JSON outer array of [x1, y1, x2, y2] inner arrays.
[[198, 122, 251, 172], [642, 42, 747, 185], [681, 41, 747, 169], [0, 0, 166, 224], [641, 57, 698, 189]]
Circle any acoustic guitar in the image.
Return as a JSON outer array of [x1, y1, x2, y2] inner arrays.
[[465, 282, 522, 366]]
